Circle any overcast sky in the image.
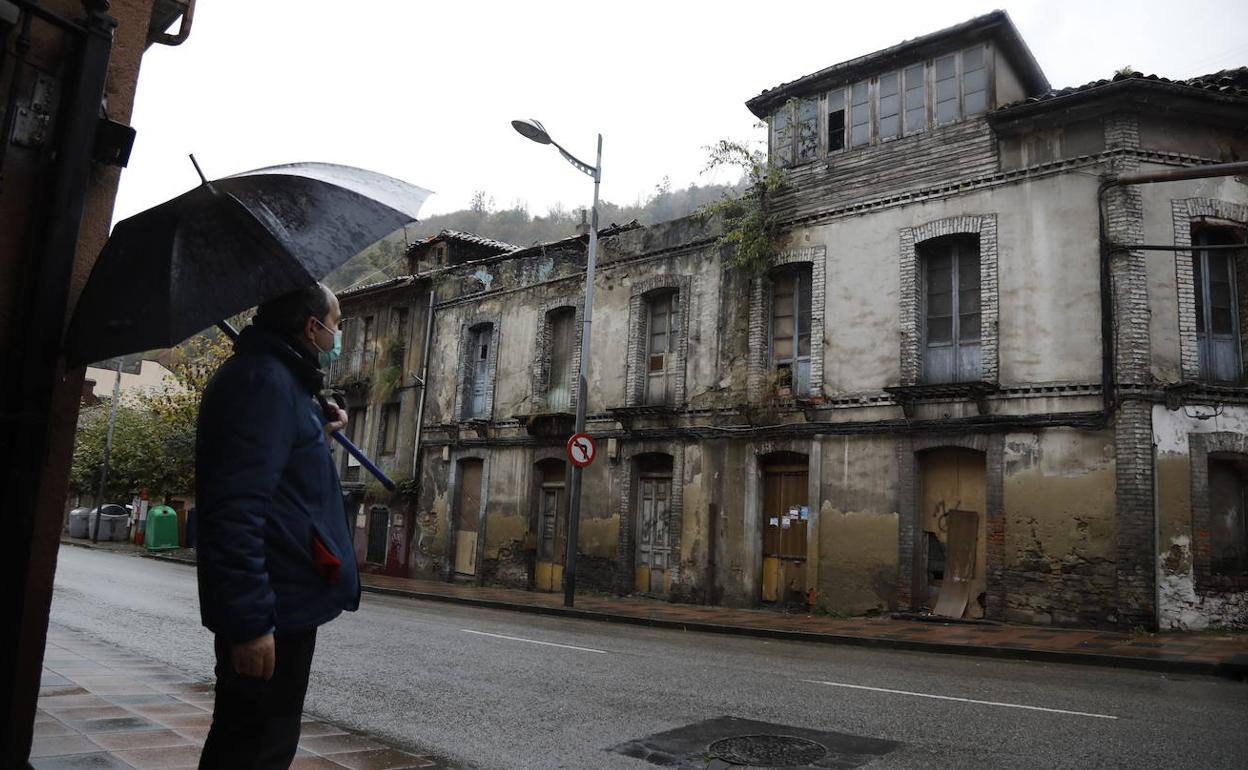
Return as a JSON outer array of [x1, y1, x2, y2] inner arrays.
[[114, 0, 1248, 224]]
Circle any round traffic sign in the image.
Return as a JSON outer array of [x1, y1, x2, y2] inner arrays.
[[566, 432, 597, 468]]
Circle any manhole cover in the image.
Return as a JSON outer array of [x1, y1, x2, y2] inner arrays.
[[708, 734, 828, 767]]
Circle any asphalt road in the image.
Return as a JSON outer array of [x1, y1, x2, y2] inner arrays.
[[50, 546, 1248, 770]]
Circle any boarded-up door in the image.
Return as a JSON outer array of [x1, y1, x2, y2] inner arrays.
[[635, 465, 673, 594], [455, 459, 483, 576], [534, 460, 565, 592], [366, 506, 388, 564], [919, 448, 987, 618], [762, 460, 808, 602]]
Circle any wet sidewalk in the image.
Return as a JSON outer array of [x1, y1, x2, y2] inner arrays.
[[32, 624, 452, 769], [360, 573, 1248, 679]]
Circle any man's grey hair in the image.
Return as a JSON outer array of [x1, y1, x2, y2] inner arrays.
[[253, 283, 335, 338]]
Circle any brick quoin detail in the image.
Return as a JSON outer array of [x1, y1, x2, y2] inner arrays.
[[896, 434, 1005, 619], [625, 275, 692, 407], [747, 245, 827, 401], [898, 215, 999, 385], [1171, 198, 1248, 381]]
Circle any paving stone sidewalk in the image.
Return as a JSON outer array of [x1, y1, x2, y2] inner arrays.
[[32, 623, 451, 769]]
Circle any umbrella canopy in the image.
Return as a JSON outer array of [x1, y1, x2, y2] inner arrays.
[[65, 162, 431, 367]]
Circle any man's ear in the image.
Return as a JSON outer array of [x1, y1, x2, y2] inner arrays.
[[303, 315, 319, 342]]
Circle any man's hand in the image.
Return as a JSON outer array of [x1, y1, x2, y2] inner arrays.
[[231, 633, 275, 680], [324, 403, 347, 437]]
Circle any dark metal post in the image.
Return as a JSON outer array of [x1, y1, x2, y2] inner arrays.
[[564, 134, 602, 608], [90, 359, 123, 542]]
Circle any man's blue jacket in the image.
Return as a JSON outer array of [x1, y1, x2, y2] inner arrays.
[[195, 324, 360, 642]]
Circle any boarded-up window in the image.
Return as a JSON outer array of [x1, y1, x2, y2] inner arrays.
[[1208, 456, 1248, 577], [1193, 226, 1245, 383], [465, 323, 494, 419], [770, 106, 792, 166], [795, 96, 819, 163], [344, 407, 365, 481], [850, 81, 870, 147], [363, 315, 376, 354], [922, 236, 981, 383], [548, 307, 575, 411], [645, 292, 678, 405], [392, 307, 409, 350], [962, 45, 988, 115], [904, 63, 926, 134], [827, 88, 846, 152], [877, 71, 901, 140], [377, 403, 400, 455], [771, 265, 813, 396], [934, 54, 958, 124]]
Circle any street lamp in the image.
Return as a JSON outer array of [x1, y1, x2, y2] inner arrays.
[[512, 118, 601, 608]]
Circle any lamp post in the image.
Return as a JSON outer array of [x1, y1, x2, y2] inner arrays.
[[512, 119, 601, 608]]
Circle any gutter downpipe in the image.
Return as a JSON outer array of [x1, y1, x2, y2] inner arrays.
[[1096, 160, 1248, 420], [409, 288, 435, 482]]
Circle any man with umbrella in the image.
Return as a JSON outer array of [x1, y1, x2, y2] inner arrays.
[[194, 282, 360, 768]]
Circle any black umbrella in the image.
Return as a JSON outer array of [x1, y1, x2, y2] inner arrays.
[[65, 161, 432, 367]]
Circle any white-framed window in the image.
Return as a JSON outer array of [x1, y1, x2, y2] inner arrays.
[[922, 235, 981, 383], [1193, 226, 1246, 383], [771, 265, 813, 396], [645, 291, 679, 405], [777, 44, 990, 165]]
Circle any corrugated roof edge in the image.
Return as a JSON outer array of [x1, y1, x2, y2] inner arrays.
[[745, 10, 1049, 118], [408, 229, 520, 254]]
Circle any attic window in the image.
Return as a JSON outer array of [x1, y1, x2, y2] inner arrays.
[[774, 43, 993, 165]]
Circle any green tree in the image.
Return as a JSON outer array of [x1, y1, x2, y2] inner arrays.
[[697, 136, 790, 274]]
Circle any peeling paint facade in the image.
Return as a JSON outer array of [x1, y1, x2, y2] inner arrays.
[[331, 12, 1248, 630]]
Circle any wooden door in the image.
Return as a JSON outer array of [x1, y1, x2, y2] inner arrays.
[[534, 462, 565, 592], [366, 507, 388, 564], [455, 459, 483, 576], [919, 448, 987, 617], [761, 461, 808, 602], [635, 472, 672, 593]]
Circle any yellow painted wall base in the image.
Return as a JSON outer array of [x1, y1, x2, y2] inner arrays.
[[535, 561, 562, 592], [633, 564, 668, 594], [761, 557, 780, 602], [454, 530, 477, 575]]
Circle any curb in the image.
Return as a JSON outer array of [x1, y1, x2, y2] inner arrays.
[[63, 539, 1246, 680], [359, 584, 1245, 680]]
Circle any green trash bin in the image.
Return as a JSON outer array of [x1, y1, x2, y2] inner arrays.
[[145, 505, 180, 551]]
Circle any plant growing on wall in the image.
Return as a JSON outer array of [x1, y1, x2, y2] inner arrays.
[[697, 127, 790, 274], [371, 332, 405, 404]]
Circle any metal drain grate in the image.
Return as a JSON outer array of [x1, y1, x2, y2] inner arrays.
[[708, 734, 828, 767]]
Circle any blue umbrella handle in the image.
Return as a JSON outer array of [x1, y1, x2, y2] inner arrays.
[[331, 430, 396, 491]]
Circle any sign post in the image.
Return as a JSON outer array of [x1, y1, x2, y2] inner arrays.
[[566, 432, 596, 468]]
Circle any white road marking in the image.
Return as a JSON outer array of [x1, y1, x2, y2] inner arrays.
[[804, 680, 1118, 720], [461, 629, 608, 654]]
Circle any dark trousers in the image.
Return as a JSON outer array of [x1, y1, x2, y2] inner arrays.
[[199, 629, 317, 770]]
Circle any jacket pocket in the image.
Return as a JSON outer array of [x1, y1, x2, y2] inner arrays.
[[309, 521, 343, 585]]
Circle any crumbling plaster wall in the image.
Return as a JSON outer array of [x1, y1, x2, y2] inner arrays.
[[794, 171, 1103, 396], [816, 435, 900, 613], [1153, 404, 1248, 630], [1002, 429, 1117, 627]]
